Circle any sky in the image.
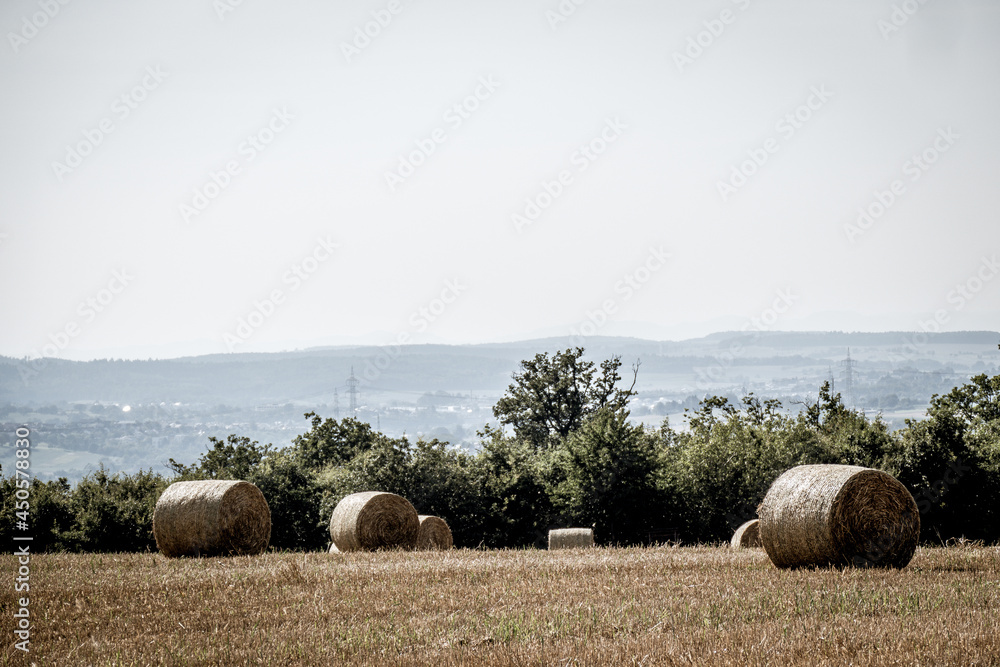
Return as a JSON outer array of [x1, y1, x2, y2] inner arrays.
[[1, 0, 998, 361]]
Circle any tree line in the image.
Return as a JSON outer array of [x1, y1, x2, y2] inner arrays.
[[3, 347, 998, 552]]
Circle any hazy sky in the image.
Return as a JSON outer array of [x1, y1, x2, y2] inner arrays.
[[2, 0, 998, 360]]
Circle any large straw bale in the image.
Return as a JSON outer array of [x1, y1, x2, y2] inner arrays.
[[758, 464, 920, 568], [730, 519, 762, 549], [153, 480, 270, 557], [329, 491, 419, 552], [548, 528, 595, 550]]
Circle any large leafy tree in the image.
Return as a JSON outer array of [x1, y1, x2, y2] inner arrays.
[[492, 347, 638, 448], [289, 413, 388, 470], [167, 434, 271, 480]]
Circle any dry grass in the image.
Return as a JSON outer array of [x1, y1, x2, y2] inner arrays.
[[2, 546, 999, 665]]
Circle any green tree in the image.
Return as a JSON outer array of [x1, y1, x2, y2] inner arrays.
[[315, 434, 411, 507], [552, 409, 664, 545], [250, 451, 325, 551], [892, 373, 1000, 542], [492, 348, 638, 448], [805, 382, 896, 469], [472, 425, 558, 548], [167, 434, 271, 480], [289, 413, 387, 470], [664, 391, 860, 542], [402, 439, 481, 547]]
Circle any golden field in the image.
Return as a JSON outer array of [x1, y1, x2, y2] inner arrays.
[[2, 546, 999, 666]]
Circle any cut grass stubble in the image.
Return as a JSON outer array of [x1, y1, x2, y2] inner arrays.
[[4, 546, 999, 666]]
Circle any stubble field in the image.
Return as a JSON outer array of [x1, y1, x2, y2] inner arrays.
[[2, 546, 999, 666]]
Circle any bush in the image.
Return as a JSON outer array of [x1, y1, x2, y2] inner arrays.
[[250, 452, 325, 551], [0, 476, 76, 551], [552, 409, 665, 545], [472, 427, 558, 548], [71, 468, 165, 553]]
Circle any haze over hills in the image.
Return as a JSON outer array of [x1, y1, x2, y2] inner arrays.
[[1, 331, 997, 482], [5, 330, 998, 405]]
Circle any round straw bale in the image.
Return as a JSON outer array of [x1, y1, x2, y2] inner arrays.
[[328, 543, 340, 554], [329, 491, 419, 552], [758, 464, 920, 568], [153, 480, 270, 558], [548, 528, 595, 550], [416, 515, 453, 550], [730, 519, 762, 549]]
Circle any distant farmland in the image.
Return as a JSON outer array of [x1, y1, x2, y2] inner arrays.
[[3, 546, 998, 665]]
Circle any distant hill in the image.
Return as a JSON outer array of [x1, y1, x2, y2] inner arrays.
[[1, 331, 997, 406]]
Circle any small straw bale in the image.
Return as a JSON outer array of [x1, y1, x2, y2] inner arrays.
[[416, 515, 453, 550], [329, 491, 419, 552], [548, 528, 595, 550], [758, 464, 920, 569], [153, 480, 270, 557], [730, 519, 762, 549], [328, 543, 340, 554]]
